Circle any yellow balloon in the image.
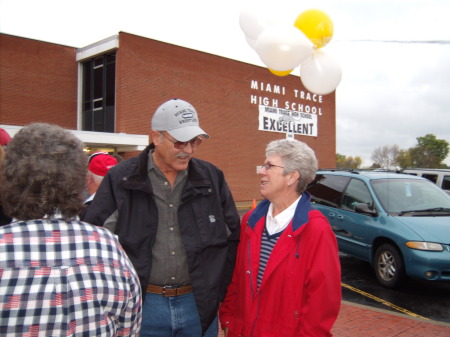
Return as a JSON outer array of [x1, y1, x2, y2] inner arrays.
[[294, 9, 334, 48], [269, 68, 293, 77]]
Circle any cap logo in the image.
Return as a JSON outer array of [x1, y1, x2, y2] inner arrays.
[[152, 99, 209, 140]]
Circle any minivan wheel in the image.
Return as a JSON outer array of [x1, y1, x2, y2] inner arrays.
[[374, 243, 405, 288]]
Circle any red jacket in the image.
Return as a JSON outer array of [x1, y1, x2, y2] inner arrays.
[[219, 195, 341, 337]]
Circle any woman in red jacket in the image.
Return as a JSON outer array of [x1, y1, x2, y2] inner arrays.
[[220, 139, 341, 337]]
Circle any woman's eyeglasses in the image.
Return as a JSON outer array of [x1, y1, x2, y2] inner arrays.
[[261, 163, 284, 170], [159, 132, 203, 149]]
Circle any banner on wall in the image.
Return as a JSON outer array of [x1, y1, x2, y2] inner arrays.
[[258, 105, 317, 136]]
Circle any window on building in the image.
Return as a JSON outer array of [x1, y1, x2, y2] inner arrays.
[[82, 52, 116, 132]]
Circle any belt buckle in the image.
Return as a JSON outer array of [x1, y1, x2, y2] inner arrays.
[[162, 286, 174, 297], [162, 286, 168, 297]]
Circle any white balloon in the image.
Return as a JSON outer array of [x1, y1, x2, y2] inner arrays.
[[239, 8, 272, 40], [300, 50, 342, 95], [255, 24, 314, 71], [245, 35, 258, 50]]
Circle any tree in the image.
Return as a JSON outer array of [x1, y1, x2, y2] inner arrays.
[[409, 134, 449, 168], [396, 149, 413, 169], [336, 153, 362, 169], [371, 145, 400, 169]]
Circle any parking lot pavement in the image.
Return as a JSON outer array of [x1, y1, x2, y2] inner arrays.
[[217, 301, 450, 336]]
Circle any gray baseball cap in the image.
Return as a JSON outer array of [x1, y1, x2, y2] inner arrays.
[[151, 98, 210, 141]]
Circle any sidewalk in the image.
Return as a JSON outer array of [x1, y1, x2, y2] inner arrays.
[[218, 300, 450, 336], [330, 301, 450, 336]]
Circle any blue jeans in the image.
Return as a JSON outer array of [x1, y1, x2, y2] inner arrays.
[[140, 292, 218, 337]]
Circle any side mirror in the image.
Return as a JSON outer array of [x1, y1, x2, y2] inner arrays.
[[354, 203, 377, 216]]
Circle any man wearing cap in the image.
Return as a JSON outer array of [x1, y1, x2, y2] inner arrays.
[[0, 128, 12, 147], [79, 152, 118, 219], [85, 152, 118, 204], [83, 98, 241, 336]]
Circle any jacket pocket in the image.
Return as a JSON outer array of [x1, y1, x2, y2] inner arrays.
[[188, 191, 228, 246]]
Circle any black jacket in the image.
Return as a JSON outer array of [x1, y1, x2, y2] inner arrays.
[[0, 205, 11, 227], [83, 144, 241, 333]]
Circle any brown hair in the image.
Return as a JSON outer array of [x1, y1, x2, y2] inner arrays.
[[0, 123, 87, 220]]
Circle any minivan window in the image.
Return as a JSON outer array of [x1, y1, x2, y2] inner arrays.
[[371, 178, 450, 214], [308, 174, 350, 208], [342, 179, 374, 211], [422, 174, 438, 184], [442, 176, 450, 190]]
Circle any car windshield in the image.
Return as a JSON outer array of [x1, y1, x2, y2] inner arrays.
[[371, 178, 450, 215]]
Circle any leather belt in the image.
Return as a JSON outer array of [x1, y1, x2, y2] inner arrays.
[[146, 284, 192, 297]]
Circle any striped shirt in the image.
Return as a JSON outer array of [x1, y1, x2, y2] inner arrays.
[[0, 218, 142, 336], [257, 227, 283, 287], [258, 198, 300, 286]]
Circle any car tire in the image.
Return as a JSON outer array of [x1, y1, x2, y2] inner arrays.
[[374, 243, 405, 288]]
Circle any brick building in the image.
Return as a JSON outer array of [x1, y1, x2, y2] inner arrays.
[[0, 32, 336, 202]]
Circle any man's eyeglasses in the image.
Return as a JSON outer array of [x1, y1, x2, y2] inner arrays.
[[261, 163, 285, 171], [159, 132, 203, 149]]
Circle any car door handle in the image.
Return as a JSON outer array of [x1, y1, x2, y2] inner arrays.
[[328, 213, 344, 221]]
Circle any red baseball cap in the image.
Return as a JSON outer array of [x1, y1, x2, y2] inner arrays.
[[0, 128, 11, 146], [88, 152, 118, 176]]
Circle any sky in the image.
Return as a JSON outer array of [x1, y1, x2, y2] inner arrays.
[[1, 0, 450, 166]]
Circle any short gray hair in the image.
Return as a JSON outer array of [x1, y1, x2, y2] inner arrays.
[[265, 139, 318, 194]]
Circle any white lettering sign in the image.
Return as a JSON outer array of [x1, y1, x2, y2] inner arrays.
[[258, 105, 318, 137]]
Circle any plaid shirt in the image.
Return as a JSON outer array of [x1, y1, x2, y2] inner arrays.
[[0, 218, 142, 336]]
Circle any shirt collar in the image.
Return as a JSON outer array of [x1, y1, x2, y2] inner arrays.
[[85, 193, 95, 204], [12, 210, 79, 224], [147, 148, 188, 182], [266, 196, 301, 235]]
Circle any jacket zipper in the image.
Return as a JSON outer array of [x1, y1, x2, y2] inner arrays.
[[247, 240, 254, 298], [249, 289, 261, 337], [247, 231, 261, 337]]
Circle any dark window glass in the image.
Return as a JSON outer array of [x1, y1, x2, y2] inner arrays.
[[342, 179, 374, 211], [422, 174, 438, 184], [106, 62, 115, 106], [106, 53, 116, 63], [94, 109, 104, 132], [81, 52, 116, 132], [307, 174, 350, 208], [83, 65, 91, 102], [83, 110, 93, 130], [442, 176, 450, 190], [93, 99, 103, 110]]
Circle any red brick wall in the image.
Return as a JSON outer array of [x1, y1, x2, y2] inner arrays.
[[115, 32, 336, 201], [0, 34, 77, 128], [0, 32, 336, 202]]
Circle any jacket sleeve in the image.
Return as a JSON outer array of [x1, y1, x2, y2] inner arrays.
[[299, 213, 341, 337], [82, 171, 119, 227], [219, 211, 250, 330], [217, 168, 241, 301]]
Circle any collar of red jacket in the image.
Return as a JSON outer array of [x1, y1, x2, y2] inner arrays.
[[248, 192, 312, 232]]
